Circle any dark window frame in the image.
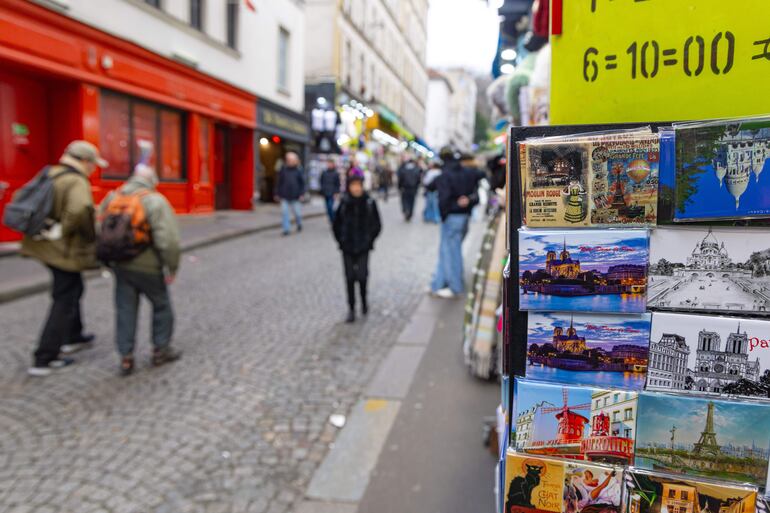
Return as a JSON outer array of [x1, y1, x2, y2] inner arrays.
[[190, 0, 204, 31], [226, 0, 239, 50], [100, 90, 188, 183]]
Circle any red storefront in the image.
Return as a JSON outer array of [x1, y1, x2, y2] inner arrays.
[[0, 0, 256, 242]]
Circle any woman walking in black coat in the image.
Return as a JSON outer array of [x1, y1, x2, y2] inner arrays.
[[333, 170, 382, 323]]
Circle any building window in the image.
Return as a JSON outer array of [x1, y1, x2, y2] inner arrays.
[[682, 491, 689, 501], [613, 393, 620, 403], [624, 428, 632, 438], [612, 411, 620, 422], [100, 90, 186, 182], [226, 0, 239, 49], [624, 408, 633, 420], [668, 490, 676, 499], [190, 0, 204, 31], [145, 0, 161, 7], [277, 27, 290, 91]]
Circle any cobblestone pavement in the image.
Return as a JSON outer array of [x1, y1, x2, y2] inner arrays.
[[0, 196, 442, 513]]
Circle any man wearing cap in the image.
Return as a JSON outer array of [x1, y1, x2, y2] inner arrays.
[[21, 140, 106, 376]]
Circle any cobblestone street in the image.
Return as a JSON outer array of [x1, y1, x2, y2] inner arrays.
[[0, 197, 447, 513]]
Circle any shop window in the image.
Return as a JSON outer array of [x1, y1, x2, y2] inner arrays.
[[226, 0, 239, 49], [100, 91, 185, 181], [100, 93, 131, 180], [190, 0, 204, 31]]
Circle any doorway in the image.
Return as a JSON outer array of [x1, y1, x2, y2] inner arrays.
[[214, 124, 232, 210]]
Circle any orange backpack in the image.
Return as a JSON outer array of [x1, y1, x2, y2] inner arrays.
[[96, 189, 152, 262]]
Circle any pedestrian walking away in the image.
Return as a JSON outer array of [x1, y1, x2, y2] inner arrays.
[[276, 152, 306, 235], [422, 161, 442, 224], [319, 158, 342, 222], [98, 153, 182, 376], [375, 161, 392, 202], [430, 148, 486, 298], [333, 170, 382, 323], [10, 141, 106, 376], [396, 157, 421, 221]]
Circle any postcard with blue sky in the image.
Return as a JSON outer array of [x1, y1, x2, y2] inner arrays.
[[519, 229, 650, 313], [635, 392, 770, 491], [527, 312, 651, 390]]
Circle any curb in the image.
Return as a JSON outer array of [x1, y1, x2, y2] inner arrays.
[[0, 212, 325, 305]]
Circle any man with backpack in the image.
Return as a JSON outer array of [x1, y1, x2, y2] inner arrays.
[[396, 156, 421, 222], [9, 141, 105, 376], [98, 161, 181, 376]]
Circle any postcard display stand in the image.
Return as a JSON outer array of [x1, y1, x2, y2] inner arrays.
[[500, 119, 770, 513]]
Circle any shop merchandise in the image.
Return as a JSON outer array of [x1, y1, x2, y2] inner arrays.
[[519, 229, 650, 313], [647, 226, 770, 314], [520, 132, 659, 227], [623, 468, 758, 513], [634, 392, 770, 490], [674, 117, 770, 222], [647, 312, 770, 399], [503, 450, 624, 513], [527, 312, 651, 390], [512, 379, 638, 465]]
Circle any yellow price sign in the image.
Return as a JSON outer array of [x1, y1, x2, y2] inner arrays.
[[550, 0, 770, 124]]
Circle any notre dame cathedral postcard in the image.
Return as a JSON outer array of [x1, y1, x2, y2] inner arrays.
[[647, 312, 770, 400], [634, 392, 770, 491]]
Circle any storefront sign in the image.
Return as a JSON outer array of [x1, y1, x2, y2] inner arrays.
[[258, 103, 310, 142], [550, 0, 770, 124]]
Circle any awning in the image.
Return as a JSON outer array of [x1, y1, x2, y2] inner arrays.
[[375, 105, 414, 140]]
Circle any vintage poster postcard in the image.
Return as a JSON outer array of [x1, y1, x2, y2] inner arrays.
[[634, 392, 770, 490], [527, 312, 651, 390], [647, 226, 770, 314], [513, 379, 638, 465], [589, 134, 659, 225], [519, 229, 650, 313], [647, 312, 770, 400], [522, 140, 593, 227], [504, 450, 565, 513], [564, 460, 623, 513], [624, 468, 757, 513], [674, 118, 770, 221]]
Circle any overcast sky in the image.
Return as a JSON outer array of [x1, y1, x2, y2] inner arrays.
[[426, 0, 500, 73]]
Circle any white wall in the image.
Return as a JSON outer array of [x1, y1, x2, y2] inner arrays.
[[44, 0, 305, 112], [444, 69, 477, 151]]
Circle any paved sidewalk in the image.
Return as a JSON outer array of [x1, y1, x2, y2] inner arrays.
[[0, 200, 325, 303]]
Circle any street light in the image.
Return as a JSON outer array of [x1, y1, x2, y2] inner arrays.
[[500, 63, 515, 74]]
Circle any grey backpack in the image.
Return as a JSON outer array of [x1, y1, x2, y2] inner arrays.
[[2, 166, 74, 236]]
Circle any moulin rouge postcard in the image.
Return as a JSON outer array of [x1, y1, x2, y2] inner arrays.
[[647, 312, 770, 400], [519, 229, 650, 314], [527, 313, 652, 390], [513, 379, 638, 465], [634, 392, 770, 491]]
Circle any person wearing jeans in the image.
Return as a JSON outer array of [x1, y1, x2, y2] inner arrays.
[[99, 161, 182, 376], [276, 152, 306, 235], [319, 158, 341, 222], [430, 149, 486, 298]]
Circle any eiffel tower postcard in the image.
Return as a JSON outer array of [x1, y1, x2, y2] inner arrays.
[[634, 392, 770, 491]]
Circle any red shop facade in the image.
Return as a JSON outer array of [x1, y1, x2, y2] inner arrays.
[[0, 0, 257, 242]]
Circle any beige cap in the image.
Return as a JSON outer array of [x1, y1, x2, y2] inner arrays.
[[64, 140, 109, 168]]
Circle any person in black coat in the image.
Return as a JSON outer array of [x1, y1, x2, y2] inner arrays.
[[319, 158, 342, 222], [396, 157, 421, 221], [276, 152, 306, 235], [333, 171, 382, 323]]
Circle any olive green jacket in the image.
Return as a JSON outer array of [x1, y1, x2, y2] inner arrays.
[[99, 176, 181, 276], [20, 157, 98, 272]]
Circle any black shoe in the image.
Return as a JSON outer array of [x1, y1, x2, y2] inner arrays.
[[73, 333, 95, 343], [152, 347, 182, 367], [362, 303, 368, 316], [345, 310, 356, 323], [119, 355, 134, 377], [28, 357, 76, 377], [282, 231, 290, 236], [297, 224, 303, 232], [61, 334, 95, 354]]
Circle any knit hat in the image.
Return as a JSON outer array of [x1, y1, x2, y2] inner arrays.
[[348, 168, 364, 182]]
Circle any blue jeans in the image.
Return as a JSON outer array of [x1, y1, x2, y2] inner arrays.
[[281, 199, 302, 233], [324, 195, 335, 222], [423, 191, 440, 223], [431, 213, 470, 294]]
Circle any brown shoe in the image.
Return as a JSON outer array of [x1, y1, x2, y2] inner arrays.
[[119, 355, 134, 377], [152, 347, 182, 367]]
